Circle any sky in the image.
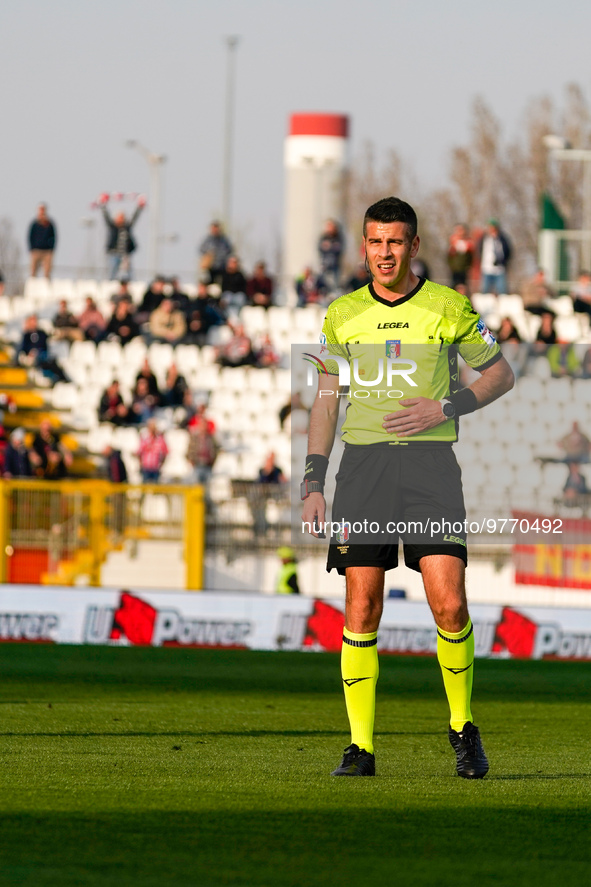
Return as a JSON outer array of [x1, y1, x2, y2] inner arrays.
[[1, 0, 590, 281]]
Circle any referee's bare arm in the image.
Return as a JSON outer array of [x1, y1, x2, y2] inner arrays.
[[467, 353, 515, 408], [385, 355, 515, 437], [302, 374, 341, 536]]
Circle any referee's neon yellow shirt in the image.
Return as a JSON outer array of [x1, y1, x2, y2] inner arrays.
[[320, 279, 501, 445]]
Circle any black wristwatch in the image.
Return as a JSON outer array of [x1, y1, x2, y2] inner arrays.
[[441, 399, 456, 419], [300, 480, 324, 500]]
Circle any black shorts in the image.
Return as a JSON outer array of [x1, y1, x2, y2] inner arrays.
[[327, 442, 467, 575]]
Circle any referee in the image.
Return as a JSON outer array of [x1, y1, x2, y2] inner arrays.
[[301, 197, 514, 778]]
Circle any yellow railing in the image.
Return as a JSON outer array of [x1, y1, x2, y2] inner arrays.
[[0, 479, 205, 589]]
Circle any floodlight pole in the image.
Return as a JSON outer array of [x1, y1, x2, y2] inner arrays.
[[126, 140, 167, 278], [222, 35, 240, 233], [80, 217, 97, 278]]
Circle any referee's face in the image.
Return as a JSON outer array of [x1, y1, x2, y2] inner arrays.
[[363, 221, 420, 293]]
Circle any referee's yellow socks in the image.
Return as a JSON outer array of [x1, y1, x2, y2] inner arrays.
[[437, 619, 474, 732], [341, 627, 379, 754]]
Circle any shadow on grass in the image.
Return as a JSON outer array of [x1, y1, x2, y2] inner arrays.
[[0, 807, 588, 887], [0, 729, 442, 739], [1, 646, 590, 704], [489, 773, 591, 781]]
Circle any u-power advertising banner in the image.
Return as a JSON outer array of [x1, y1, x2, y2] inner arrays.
[[1, 586, 591, 661]]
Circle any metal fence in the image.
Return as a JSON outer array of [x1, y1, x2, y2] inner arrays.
[[205, 481, 293, 555], [0, 480, 205, 588]]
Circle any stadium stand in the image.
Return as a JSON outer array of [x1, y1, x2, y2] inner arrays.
[[2, 278, 591, 535]]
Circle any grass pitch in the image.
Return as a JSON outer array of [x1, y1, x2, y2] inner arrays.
[[0, 644, 589, 886]]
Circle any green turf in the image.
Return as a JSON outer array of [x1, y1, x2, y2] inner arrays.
[[0, 644, 589, 886]]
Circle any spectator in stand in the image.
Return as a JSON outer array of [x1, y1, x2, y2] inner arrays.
[[98, 380, 131, 425], [28, 203, 57, 279], [130, 377, 157, 424], [581, 347, 591, 379], [30, 419, 72, 479], [137, 419, 168, 482], [135, 359, 160, 403], [410, 256, 431, 280], [477, 219, 512, 295], [216, 323, 257, 367], [0, 411, 8, 474], [532, 310, 557, 353], [16, 314, 69, 384], [558, 422, 590, 464], [296, 266, 327, 307], [447, 224, 474, 293], [184, 400, 216, 435], [496, 318, 527, 380], [220, 255, 247, 316], [3, 428, 33, 478], [105, 300, 140, 345], [246, 261, 274, 308], [78, 297, 106, 343], [255, 333, 281, 369], [149, 297, 186, 345], [168, 276, 191, 315], [99, 193, 146, 281], [185, 283, 226, 345], [136, 277, 165, 325], [199, 221, 233, 285], [110, 280, 133, 308], [521, 268, 556, 315], [563, 462, 589, 505], [161, 363, 188, 408], [547, 343, 581, 378], [52, 300, 83, 342], [279, 392, 308, 434], [186, 416, 219, 485], [258, 451, 286, 484], [318, 219, 344, 292], [0, 269, 5, 298], [103, 445, 128, 483], [496, 317, 522, 344], [570, 270, 591, 319], [346, 262, 371, 292], [103, 444, 128, 533]]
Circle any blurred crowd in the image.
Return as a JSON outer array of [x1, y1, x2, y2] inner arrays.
[[2, 203, 591, 498]]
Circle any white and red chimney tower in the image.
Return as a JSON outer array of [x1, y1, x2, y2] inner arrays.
[[283, 113, 350, 293]]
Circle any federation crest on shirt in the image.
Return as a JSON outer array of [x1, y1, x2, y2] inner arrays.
[[476, 319, 496, 346], [385, 339, 401, 358]]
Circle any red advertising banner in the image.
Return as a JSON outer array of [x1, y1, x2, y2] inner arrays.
[[512, 510, 591, 589]]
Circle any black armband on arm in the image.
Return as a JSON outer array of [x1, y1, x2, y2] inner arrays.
[[301, 454, 329, 499], [304, 454, 329, 484], [447, 388, 478, 416]]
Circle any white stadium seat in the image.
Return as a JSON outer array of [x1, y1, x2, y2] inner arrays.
[[174, 344, 201, 374], [552, 296, 574, 317], [69, 339, 97, 368], [240, 306, 268, 336], [267, 306, 293, 332], [111, 426, 140, 454], [51, 382, 80, 411], [24, 277, 51, 301], [164, 428, 189, 456], [87, 425, 115, 454], [97, 340, 123, 367], [75, 279, 101, 301]]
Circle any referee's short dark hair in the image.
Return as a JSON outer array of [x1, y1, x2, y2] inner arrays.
[[363, 197, 418, 240]]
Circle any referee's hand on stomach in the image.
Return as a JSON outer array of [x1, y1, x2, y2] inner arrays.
[[383, 397, 446, 437]]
